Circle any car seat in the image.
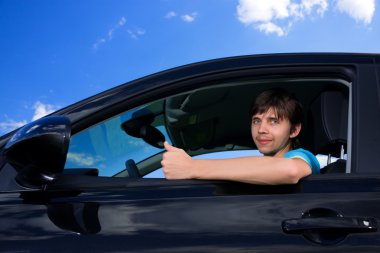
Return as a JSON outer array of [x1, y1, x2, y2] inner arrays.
[[307, 90, 348, 174]]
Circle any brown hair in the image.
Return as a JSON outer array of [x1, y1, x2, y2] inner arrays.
[[250, 88, 303, 149]]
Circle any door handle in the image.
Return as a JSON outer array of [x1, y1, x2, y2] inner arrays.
[[282, 216, 377, 234], [282, 208, 378, 245]]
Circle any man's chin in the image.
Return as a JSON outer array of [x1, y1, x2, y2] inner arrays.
[[259, 148, 276, 157]]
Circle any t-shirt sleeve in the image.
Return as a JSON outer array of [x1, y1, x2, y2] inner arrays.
[[284, 148, 320, 174]]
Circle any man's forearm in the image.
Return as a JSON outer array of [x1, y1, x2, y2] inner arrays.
[[191, 156, 310, 185], [161, 142, 311, 185]]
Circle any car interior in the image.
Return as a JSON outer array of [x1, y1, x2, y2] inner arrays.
[[64, 77, 350, 178]]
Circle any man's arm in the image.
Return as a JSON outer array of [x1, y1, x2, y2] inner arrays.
[[161, 142, 312, 185]]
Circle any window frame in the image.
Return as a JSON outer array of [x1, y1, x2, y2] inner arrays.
[[64, 74, 352, 178]]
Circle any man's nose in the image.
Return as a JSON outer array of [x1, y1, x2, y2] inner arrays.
[[258, 122, 268, 133]]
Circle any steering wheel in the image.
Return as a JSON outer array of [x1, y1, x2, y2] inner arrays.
[[125, 159, 141, 178]]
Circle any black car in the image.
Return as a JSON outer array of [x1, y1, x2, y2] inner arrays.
[[1, 53, 380, 252]]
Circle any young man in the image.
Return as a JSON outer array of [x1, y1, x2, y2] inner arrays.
[[161, 88, 320, 185]]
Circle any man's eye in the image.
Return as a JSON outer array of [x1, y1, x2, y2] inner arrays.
[[252, 119, 260, 125], [270, 119, 279, 124]]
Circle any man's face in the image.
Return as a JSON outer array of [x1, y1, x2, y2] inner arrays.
[[251, 108, 299, 157]]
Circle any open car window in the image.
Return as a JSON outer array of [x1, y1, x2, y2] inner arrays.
[[64, 77, 350, 178], [64, 101, 169, 177]]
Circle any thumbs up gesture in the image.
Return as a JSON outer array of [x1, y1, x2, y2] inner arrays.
[[161, 142, 196, 179]]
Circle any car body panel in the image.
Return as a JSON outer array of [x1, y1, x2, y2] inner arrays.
[[2, 175, 380, 252]]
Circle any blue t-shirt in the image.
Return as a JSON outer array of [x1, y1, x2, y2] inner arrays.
[[284, 148, 320, 174]]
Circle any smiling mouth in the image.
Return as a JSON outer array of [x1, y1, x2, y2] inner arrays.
[[257, 139, 271, 145]]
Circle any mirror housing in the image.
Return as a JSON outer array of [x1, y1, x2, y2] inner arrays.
[[3, 116, 71, 189], [121, 109, 165, 149]]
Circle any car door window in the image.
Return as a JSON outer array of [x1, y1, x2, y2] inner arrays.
[[64, 101, 168, 177], [64, 78, 351, 178]]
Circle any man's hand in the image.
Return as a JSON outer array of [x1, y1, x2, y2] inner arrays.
[[161, 141, 196, 179]]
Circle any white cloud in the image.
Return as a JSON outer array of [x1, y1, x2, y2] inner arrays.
[[66, 152, 104, 166], [127, 27, 146, 39], [0, 101, 61, 135], [0, 119, 27, 135], [237, 0, 375, 36], [336, 0, 375, 24], [237, 0, 329, 36], [237, 0, 360, 36], [237, 0, 291, 24], [166, 11, 198, 23], [93, 38, 106, 50], [302, 0, 329, 15], [32, 101, 60, 121], [181, 12, 198, 22], [257, 22, 286, 36], [108, 28, 115, 40], [119, 16, 127, 26], [92, 16, 128, 50], [165, 11, 177, 19]]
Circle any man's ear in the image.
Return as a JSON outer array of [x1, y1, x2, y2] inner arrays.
[[290, 123, 301, 138]]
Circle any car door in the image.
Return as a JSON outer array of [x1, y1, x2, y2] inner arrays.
[[2, 172, 380, 252]]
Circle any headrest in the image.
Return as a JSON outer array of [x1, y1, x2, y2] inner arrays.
[[164, 89, 229, 149], [309, 90, 348, 157]]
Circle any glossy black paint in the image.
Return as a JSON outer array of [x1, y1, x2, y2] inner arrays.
[[1, 53, 380, 252], [3, 116, 71, 189], [2, 176, 380, 252]]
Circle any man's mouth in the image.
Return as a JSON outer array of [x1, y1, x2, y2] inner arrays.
[[257, 139, 271, 145]]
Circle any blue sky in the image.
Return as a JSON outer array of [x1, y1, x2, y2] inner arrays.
[[0, 0, 379, 136]]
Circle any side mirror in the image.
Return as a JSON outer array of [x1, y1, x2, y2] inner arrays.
[[3, 116, 71, 189]]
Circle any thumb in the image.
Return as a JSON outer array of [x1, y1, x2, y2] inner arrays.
[[164, 141, 180, 152]]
